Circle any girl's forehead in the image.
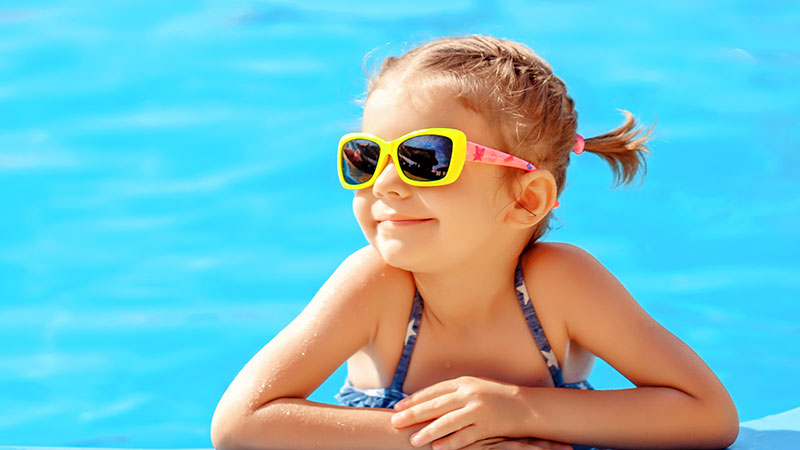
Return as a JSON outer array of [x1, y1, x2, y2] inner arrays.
[[362, 86, 496, 145], [363, 87, 447, 127]]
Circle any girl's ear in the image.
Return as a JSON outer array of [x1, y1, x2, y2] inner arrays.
[[504, 169, 558, 229]]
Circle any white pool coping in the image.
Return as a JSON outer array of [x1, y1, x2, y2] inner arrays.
[[1, 407, 798, 450]]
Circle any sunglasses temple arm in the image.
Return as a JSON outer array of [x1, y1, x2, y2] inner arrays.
[[465, 141, 537, 171]]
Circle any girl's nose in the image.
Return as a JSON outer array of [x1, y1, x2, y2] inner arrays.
[[372, 161, 409, 198]]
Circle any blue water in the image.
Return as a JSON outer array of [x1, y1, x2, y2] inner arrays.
[[1, 1, 798, 447]]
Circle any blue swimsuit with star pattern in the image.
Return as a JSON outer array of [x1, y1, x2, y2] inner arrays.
[[336, 255, 597, 450]]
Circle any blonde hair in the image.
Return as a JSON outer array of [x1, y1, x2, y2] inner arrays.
[[363, 35, 653, 246]]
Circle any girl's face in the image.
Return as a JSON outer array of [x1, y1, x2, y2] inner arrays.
[[353, 83, 518, 273]]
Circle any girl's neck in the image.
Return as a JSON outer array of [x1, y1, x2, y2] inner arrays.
[[410, 243, 525, 330]]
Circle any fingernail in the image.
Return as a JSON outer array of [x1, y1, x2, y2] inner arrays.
[[410, 434, 423, 446]]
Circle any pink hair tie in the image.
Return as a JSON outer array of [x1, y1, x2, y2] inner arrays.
[[573, 134, 585, 155]]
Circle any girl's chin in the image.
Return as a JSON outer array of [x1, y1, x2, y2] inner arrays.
[[370, 240, 432, 272]]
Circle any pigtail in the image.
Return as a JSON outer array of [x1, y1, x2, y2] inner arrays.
[[583, 110, 654, 187]]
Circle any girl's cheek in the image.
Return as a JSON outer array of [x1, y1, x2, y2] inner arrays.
[[352, 194, 370, 221], [352, 195, 377, 239]]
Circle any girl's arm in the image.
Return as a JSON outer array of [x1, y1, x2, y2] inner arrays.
[[391, 243, 739, 450], [513, 243, 740, 449], [210, 245, 428, 449], [215, 398, 426, 449]]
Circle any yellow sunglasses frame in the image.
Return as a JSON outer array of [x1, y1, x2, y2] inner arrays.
[[338, 127, 472, 190]]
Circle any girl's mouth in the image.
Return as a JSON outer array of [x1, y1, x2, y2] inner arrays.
[[379, 218, 433, 226]]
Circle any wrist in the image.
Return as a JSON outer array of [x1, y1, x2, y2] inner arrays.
[[513, 385, 544, 438]]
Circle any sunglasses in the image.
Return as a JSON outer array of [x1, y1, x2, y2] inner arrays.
[[337, 127, 537, 190]]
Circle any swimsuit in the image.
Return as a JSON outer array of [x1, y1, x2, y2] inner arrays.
[[336, 255, 597, 450]]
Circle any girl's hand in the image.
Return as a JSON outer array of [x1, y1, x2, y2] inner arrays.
[[390, 376, 536, 449], [460, 437, 573, 450]]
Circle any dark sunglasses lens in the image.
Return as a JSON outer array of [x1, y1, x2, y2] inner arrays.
[[341, 139, 381, 185], [397, 135, 453, 182]]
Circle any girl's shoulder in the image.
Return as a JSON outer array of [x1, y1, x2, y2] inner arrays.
[[334, 245, 416, 341], [521, 241, 603, 277], [521, 240, 651, 353], [341, 245, 415, 294], [521, 241, 597, 280], [520, 241, 609, 335]]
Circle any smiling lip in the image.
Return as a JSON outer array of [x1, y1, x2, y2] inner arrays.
[[376, 215, 433, 225], [381, 219, 432, 223]]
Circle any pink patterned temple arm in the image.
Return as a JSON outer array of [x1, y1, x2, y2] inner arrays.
[[466, 141, 537, 172]]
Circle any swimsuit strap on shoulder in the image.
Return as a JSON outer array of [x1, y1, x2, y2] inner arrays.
[[389, 289, 424, 392], [514, 257, 566, 387]]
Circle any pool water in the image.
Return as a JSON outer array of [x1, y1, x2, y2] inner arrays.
[[1, 1, 798, 447]]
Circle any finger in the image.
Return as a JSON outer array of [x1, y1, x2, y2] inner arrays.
[[392, 391, 462, 428], [455, 437, 506, 450], [410, 409, 475, 448], [492, 444, 540, 450], [468, 440, 542, 450], [518, 439, 572, 450], [426, 424, 482, 450], [492, 443, 549, 450], [395, 378, 461, 410], [534, 440, 571, 450]]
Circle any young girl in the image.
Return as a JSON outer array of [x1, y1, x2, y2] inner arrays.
[[211, 35, 739, 450]]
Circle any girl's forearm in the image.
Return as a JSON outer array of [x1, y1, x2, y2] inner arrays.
[[516, 386, 739, 450], [212, 398, 428, 450]]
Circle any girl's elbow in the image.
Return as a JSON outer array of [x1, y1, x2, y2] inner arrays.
[[210, 416, 231, 449], [701, 422, 739, 449], [717, 409, 740, 448], [704, 396, 740, 448], [210, 410, 264, 450], [210, 402, 256, 449], [210, 408, 241, 449], [719, 422, 740, 449], [210, 399, 287, 449]]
